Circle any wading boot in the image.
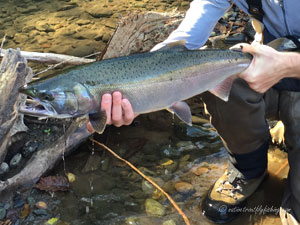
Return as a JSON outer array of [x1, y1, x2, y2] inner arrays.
[[202, 164, 268, 223]]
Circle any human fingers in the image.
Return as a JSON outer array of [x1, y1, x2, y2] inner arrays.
[[101, 93, 112, 125], [111, 91, 123, 127], [240, 43, 259, 55], [121, 98, 135, 125], [87, 122, 95, 133]]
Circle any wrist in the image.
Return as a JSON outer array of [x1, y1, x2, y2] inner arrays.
[[284, 52, 300, 78]]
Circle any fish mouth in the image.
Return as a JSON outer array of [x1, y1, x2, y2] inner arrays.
[[19, 98, 59, 118]]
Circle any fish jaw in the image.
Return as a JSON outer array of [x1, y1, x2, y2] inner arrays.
[[19, 84, 80, 119]]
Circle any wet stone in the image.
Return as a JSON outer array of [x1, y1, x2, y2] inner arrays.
[[161, 147, 181, 158], [35, 201, 47, 209], [176, 141, 197, 152], [0, 162, 9, 175], [145, 199, 165, 216], [86, 6, 113, 18], [33, 208, 49, 216], [125, 217, 138, 225], [142, 177, 164, 195], [0, 207, 6, 220], [57, 3, 78, 11], [174, 181, 195, 195], [22, 141, 39, 158], [101, 157, 110, 171], [13, 194, 25, 208], [10, 153, 22, 168], [82, 154, 102, 173], [163, 219, 177, 225], [193, 166, 209, 176]]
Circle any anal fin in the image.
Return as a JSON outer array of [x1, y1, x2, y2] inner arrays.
[[168, 101, 192, 126], [209, 76, 236, 101]]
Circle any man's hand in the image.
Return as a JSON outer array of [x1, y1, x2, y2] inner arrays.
[[237, 43, 292, 93], [87, 92, 137, 133]]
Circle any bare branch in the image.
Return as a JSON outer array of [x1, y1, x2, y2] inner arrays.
[[0, 49, 96, 65]]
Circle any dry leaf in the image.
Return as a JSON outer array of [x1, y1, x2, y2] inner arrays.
[[34, 176, 70, 192], [20, 203, 30, 219]]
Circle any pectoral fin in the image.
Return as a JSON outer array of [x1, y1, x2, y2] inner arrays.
[[88, 111, 107, 134], [168, 101, 192, 126], [209, 76, 236, 102]]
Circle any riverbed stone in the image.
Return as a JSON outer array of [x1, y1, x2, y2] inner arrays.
[[193, 166, 209, 176], [33, 208, 49, 216], [57, 2, 78, 11], [35, 21, 55, 32], [174, 181, 195, 194], [176, 141, 197, 152], [82, 154, 102, 173], [0, 162, 9, 175], [13, 33, 28, 44], [163, 219, 177, 225], [10, 153, 22, 168], [0, 207, 6, 220], [142, 177, 164, 195], [16, 5, 39, 14], [86, 6, 113, 18], [22, 140, 39, 158], [145, 198, 165, 216]]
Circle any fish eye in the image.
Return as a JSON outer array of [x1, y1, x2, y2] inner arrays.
[[40, 92, 54, 101]]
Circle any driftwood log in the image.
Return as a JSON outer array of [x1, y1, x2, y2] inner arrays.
[[0, 11, 184, 195], [0, 49, 31, 163], [103, 11, 184, 59]]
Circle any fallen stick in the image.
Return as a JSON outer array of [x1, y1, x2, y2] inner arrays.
[[90, 138, 191, 225], [0, 49, 96, 65]]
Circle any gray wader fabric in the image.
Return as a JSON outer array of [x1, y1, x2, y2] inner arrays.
[[280, 91, 300, 222]]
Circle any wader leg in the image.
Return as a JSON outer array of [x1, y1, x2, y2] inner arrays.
[[202, 78, 271, 155], [279, 91, 300, 222], [201, 78, 277, 179]]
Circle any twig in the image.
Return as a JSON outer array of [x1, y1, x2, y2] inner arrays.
[[33, 60, 66, 77], [274, 159, 288, 176], [33, 51, 103, 76], [90, 138, 191, 225], [0, 49, 96, 65], [0, 34, 6, 56], [84, 51, 102, 58]]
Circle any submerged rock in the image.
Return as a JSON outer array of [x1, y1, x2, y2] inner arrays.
[[0, 162, 9, 175], [163, 219, 177, 225], [125, 217, 138, 225], [0, 207, 6, 220], [174, 181, 195, 195], [82, 154, 102, 173], [22, 140, 39, 158], [142, 177, 164, 195], [145, 198, 165, 216], [10, 153, 22, 168], [176, 141, 197, 152]]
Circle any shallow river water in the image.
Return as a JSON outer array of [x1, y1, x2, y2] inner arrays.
[[20, 112, 288, 225]]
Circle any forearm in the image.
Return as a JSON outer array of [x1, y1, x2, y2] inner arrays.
[[152, 0, 230, 51]]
